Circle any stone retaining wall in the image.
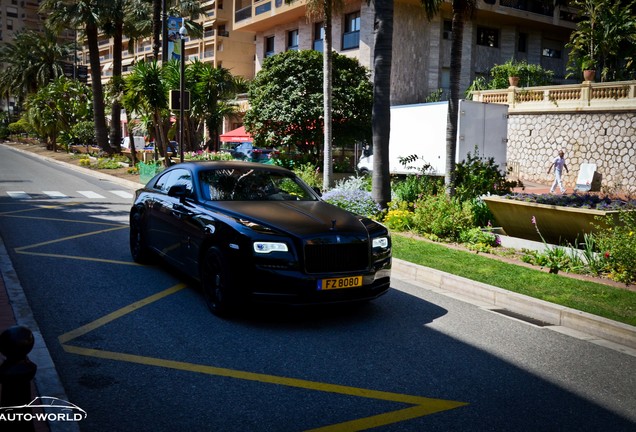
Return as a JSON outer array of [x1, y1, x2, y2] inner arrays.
[[507, 112, 636, 194]]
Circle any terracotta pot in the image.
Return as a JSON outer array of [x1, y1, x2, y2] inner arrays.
[[508, 76, 520, 87], [583, 69, 596, 82]]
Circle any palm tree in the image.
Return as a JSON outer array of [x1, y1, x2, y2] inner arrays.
[[444, 0, 476, 195], [185, 60, 241, 152], [289, 0, 344, 190], [41, 0, 112, 153], [124, 60, 170, 165], [370, 0, 394, 208], [0, 28, 74, 102], [101, 0, 128, 153], [370, 0, 443, 207]]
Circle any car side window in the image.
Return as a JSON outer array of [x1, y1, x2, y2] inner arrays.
[[153, 171, 171, 191], [159, 169, 194, 197]]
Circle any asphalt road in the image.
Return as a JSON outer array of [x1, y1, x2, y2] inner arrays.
[[1, 145, 635, 431]]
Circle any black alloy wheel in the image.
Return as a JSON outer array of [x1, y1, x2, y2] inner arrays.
[[201, 247, 236, 317], [130, 210, 152, 264]]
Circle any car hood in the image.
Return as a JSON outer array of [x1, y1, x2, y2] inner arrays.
[[209, 200, 368, 237]]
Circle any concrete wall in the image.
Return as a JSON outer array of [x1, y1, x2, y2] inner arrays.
[[507, 112, 636, 194]]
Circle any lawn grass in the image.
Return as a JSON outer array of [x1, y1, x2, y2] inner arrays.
[[392, 234, 636, 326]]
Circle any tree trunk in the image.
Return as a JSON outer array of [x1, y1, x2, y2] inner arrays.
[[86, 22, 110, 153], [126, 109, 138, 166], [110, 21, 123, 153], [152, 0, 162, 60], [371, 0, 394, 209], [322, 0, 333, 191], [445, 1, 467, 196]]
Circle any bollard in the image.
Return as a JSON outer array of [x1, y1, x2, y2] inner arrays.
[[0, 325, 37, 432]]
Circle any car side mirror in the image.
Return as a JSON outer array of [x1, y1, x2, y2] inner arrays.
[[312, 187, 322, 197], [168, 184, 188, 202]]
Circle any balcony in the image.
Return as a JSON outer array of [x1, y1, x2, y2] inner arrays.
[[471, 81, 636, 113], [499, 0, 554, 17], [234, 0, 307, 32]]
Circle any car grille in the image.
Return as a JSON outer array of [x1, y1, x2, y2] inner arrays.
[[304, 242, 369, 273]]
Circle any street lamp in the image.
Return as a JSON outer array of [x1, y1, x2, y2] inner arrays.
[[179, 20, 187, 163]]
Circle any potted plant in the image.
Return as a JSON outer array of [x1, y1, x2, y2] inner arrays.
[[581, 56, 596, 82], [501, 59, 524, 87]]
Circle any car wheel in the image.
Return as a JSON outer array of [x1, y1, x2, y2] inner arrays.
[[201, 248, 237, 317], [130, 210, 152, 264]]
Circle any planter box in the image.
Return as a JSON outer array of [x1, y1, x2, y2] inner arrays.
[[483, 196, 618, 245]]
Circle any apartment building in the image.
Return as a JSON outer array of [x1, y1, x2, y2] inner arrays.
[[94, 0, 256, 82], [233, 0, 577, 105], [0, 0, 45, 114]]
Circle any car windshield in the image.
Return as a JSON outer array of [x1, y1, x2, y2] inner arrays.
[[199, 168, 318, 201]]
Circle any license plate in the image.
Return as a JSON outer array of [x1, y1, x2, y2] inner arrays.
[[317, 276, 363, 290]]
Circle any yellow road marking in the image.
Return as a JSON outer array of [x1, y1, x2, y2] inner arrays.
[[305, 404, 463, 432], [15, 226, 127, 252], [13, 251, 139, 265], [3, 214, 121, 225], [58, 284, 187, 343], [59, 285, 468, 430], [5, 201, 468, 429], [0, 202, 83, 215], [60, 344, 465, 409]]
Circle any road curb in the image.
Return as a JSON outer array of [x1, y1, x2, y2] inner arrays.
[[392, 258, 636, 351]]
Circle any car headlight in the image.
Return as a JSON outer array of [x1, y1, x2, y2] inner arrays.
[[372, 237, 389, 249], [253, 241, 289, 254]]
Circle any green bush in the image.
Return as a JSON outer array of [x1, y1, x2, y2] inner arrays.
[[595, 211, 636, 284], [412, 194, 475, 241], [392, 174, 443, 208], [293, 163, 322, 190], [452, 150, 522, 203], [8, 118, 31, 136]]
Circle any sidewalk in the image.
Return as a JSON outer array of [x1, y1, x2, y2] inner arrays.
[[0, 237, 77, 432]]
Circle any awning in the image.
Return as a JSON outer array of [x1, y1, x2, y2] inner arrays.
[[102, 62, 113, 71], [122, 57, 134, 66], [219, 126, 252, 143]]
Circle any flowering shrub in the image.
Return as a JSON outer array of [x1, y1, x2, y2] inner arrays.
[[322, 188, 381, 218], [384, 202, 415, 231], [594, 210, 636, 284], [503, 193, 636, 210]]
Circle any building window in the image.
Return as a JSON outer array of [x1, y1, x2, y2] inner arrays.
[[287, 29, 299, 51], [6, 7, 18, 18], [477, 27, 499, 48], [443, 20, 452, 40], [343, 11, 360, 50], [518, 32, 527, 53], [6, 19, 12, 31], [313, 22, 324, 52], [542, 48, 561, 59], [265, 36, 275, 58]]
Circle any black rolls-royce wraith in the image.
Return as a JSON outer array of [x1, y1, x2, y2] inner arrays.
[[129, 161, 391, 316]]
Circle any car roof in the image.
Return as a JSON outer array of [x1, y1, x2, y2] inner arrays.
[[175, 160, 294, 176]]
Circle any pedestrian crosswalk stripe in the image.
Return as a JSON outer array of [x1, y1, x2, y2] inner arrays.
[[5, 190, 133, 200], [77, 191, 105, 199], [110, 190, 133, 199], [43, 191, 68, 199], [7, 191, 30, 199]]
